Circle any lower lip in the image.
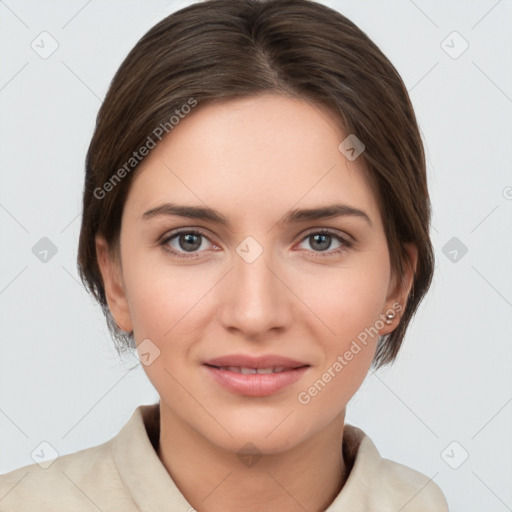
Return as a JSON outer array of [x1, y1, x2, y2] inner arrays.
[[203, 365, 310, 397]]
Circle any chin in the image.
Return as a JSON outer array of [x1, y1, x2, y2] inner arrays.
[[205, 414, 317, 455]]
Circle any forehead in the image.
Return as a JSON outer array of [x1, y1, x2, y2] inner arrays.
[[124, 93, 381, 228]]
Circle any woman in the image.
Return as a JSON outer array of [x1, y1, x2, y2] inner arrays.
[[0, 0, 449, 509]]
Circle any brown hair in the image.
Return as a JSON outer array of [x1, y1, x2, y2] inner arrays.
[[77, 0, 434, 369]]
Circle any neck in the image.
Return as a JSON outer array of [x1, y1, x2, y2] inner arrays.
[[155, 402, 349, 512]]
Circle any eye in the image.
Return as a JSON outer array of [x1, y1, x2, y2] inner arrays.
[[297, 229, 353, 257], [160, 229, 216, 259], [159, 227, 353, 260]]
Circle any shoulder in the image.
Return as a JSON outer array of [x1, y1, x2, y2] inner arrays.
[[359, 434, 449, 511], [0, 438, 133, 512], [340, 425, 449, 511], [375, 453, 449, 511]]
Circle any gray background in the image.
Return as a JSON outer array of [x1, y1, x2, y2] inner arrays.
[[1, 0, 511, 510]]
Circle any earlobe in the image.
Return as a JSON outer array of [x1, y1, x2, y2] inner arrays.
[[95, 235, 133, 332], [378, 242, 418, 336]]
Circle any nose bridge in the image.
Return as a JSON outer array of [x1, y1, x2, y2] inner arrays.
[[218, 234, 292, 336], [236, 240, 275, 298]]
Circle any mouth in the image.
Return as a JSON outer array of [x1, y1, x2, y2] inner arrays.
[[204, 364, 307, 374], [203, 354, 309, 370], [202, 359, 310, 397]]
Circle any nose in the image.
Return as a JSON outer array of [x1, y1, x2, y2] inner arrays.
[[217, 241, 294, 340]]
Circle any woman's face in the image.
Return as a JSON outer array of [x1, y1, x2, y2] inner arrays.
[[97, 93, 415, 454]]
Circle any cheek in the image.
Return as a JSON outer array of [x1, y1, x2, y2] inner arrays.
[[299, 259, 391, 343], [121, 258, 211, 394], [294, 267, 387, 419], [122, 248, 212, 340], [292, 256, 390, 397]]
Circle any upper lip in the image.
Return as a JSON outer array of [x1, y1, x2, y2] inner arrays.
[[203, 354, 310, 369]]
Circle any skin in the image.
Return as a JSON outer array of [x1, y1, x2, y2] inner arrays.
[[96, 93, 417, 512]]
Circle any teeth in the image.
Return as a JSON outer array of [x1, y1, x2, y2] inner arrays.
[[218, 366, 287, 374], [256, 368, 274, 374]]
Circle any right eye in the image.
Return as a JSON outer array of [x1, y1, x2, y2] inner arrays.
[[160, 229, 217, 259]]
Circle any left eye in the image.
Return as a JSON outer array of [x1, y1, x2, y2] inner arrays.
[[297, 230, 350, 255]]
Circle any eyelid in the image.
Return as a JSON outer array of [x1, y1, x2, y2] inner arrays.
[[159, 226, 215, 243], [300, 226, 354, 243]]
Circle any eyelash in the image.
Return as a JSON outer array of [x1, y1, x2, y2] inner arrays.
[[159, 228, 353, 260]]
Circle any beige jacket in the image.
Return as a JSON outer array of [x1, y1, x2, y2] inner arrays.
[[0, 404, 449, 511]]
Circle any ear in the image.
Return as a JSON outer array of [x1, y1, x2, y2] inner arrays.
[[378, 242, 418, 336], [95, 235, 133, 332]]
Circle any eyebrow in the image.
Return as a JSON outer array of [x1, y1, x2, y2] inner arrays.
[[142, 202, 373, 228]]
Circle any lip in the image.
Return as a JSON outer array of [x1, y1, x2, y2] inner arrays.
[[203, 354, 309, 369], [202, 354, 310, 397]]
